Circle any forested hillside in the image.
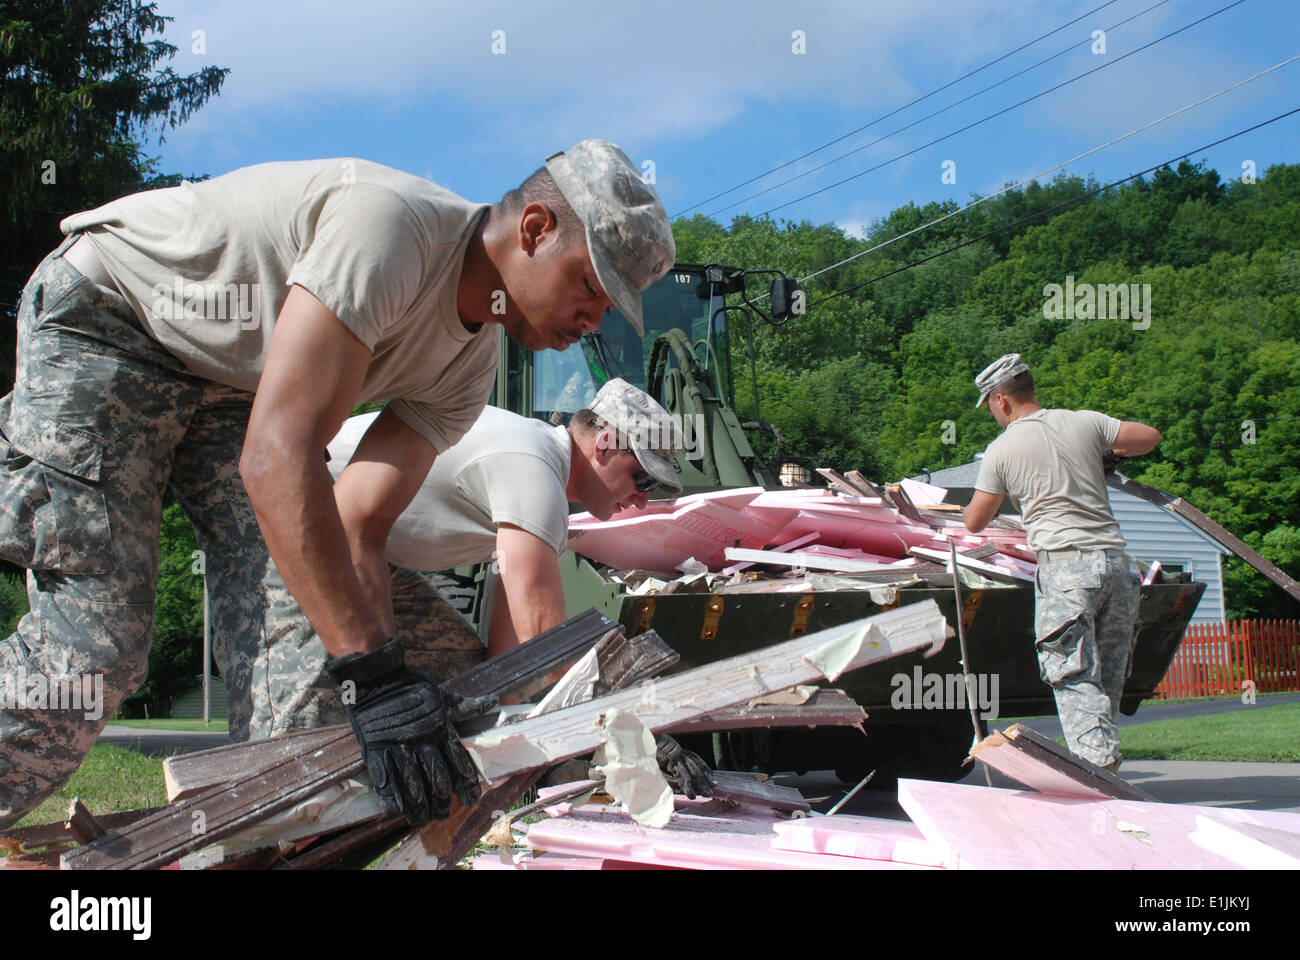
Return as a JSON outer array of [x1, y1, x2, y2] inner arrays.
[[674, 160, 1300, 618]]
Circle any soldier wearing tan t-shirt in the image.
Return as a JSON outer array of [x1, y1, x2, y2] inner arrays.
[[0, 141, 674, 829], [963, 354, 1161, 770]]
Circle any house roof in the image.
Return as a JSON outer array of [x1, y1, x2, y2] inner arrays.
[[912, 460, 983, 488], [910, 460, 1228, 556]]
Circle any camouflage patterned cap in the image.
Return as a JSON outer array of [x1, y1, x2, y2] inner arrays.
[[975, 353, 1031, 407], [590, 378, 684, 495], [546, 140, 675, 335]]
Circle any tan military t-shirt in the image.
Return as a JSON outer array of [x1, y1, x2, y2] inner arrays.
[[974, 408, 1125, 553], [60, 158, 496, 453]]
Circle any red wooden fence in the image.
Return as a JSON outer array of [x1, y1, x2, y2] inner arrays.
[[1153, 619, 1300, 700]]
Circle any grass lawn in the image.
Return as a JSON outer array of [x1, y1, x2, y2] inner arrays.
[[9, 744, 168, 833], [111, 717, 229, 732], [1118, 702, 1300, 762]]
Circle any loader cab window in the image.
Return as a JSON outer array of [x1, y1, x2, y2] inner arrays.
[[582, 268, 720, 394], [532, 342, 599, 424], [526, 265, 733, 423]]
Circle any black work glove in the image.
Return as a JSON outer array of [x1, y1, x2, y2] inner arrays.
[[326, 640, 497, 827], [654, 733, 715, 799], [1102, 449, 1124, 475]]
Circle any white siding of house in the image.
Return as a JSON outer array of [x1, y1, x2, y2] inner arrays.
[[1108, 489, 1229, 625]]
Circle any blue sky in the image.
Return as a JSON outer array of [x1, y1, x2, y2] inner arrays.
[[150, 0, 1299, 243]]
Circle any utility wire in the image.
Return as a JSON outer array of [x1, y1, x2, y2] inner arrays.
[[706, 0, 1176, 219], [672, 0, 1126, 217], [748, 0, 1247, 221], [800, 104, 1300, 310], [793, 53, 1300, 288]]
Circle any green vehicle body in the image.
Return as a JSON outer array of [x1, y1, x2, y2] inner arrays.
[[482, 262, 1205, 783]]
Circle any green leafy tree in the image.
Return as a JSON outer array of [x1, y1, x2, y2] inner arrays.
[[1, 2, 227, 714], [0, 1, 228, 386], [671, 160, 1300, 617]]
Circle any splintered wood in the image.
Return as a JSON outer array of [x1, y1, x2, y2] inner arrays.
[[57, 609, 624, 870], [25, 603, 940, 870], [969, 723, 1156, 801]]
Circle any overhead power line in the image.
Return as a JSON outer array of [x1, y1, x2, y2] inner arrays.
[[801, 105, 1300, 311], [793, 53, 1300, 289], [748, 0, 1247, 221], [672, 0, 1127, 217], [706, 0, 1178, 219]]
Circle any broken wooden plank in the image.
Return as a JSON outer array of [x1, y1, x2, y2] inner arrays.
[[814, 467, 862, 498], [162, 608, 619, 802], [151, 620, 645, 871], [92, 606, 942, 871], [174, 777, 386, 868], [844, 470, 886, 500], [663, 688, 866, 734], [274, 816, 409, 871], [164, 727, 339, 803], [590, 628, 679, 697], [62, 728, 363, 870], [708, 773, 809, 812], [447, 608, 621, 699], [0, 806, 167, 856], [970, 723, 1156, 801], [64, 799, 106, 844], [382, 629, 679, 870], [884, 482, 925, 524], [1108, 472, 1300, 603], [909, 545, 1034, 582], [459, 601, 948, 784]]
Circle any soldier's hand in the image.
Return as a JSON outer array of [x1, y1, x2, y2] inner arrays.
[[326, 640, 497, 827], [654, 733, 715, 799]]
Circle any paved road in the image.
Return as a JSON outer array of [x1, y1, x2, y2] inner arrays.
[[778, 693, 1300, 818], [98, 724, 231, 757]]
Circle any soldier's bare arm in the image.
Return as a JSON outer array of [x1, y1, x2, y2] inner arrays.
[[332, 409, 437, 638], [486, 523, 568, 659], [240, 284, 401, 658], [1111, 420, 1162, 458], [963, 489, 1005, 534]]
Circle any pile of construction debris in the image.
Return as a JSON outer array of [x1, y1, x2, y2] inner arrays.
[[471, 723, 1300, 871], [6, 596, 1297, 870], [0, 603, 950, 871], [567, 470, 1044, 596]]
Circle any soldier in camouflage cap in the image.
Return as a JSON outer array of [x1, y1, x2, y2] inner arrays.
[[546, 141, 675, 336], [0, 145, 674, 830], [963, 355, 1162, 771], [589, 377, 684, 495]]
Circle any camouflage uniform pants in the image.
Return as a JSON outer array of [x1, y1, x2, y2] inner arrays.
[[1033, 548, 1140, 767], [0, 240, 482, 828], [245, 563, 484, 737]]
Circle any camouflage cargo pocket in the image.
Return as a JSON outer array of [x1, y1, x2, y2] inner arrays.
[[1034, 614, 1094, 686], [0, 395, 113, 575]]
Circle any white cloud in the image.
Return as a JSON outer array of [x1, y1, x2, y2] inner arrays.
[[158, 0, 1091, 163]]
